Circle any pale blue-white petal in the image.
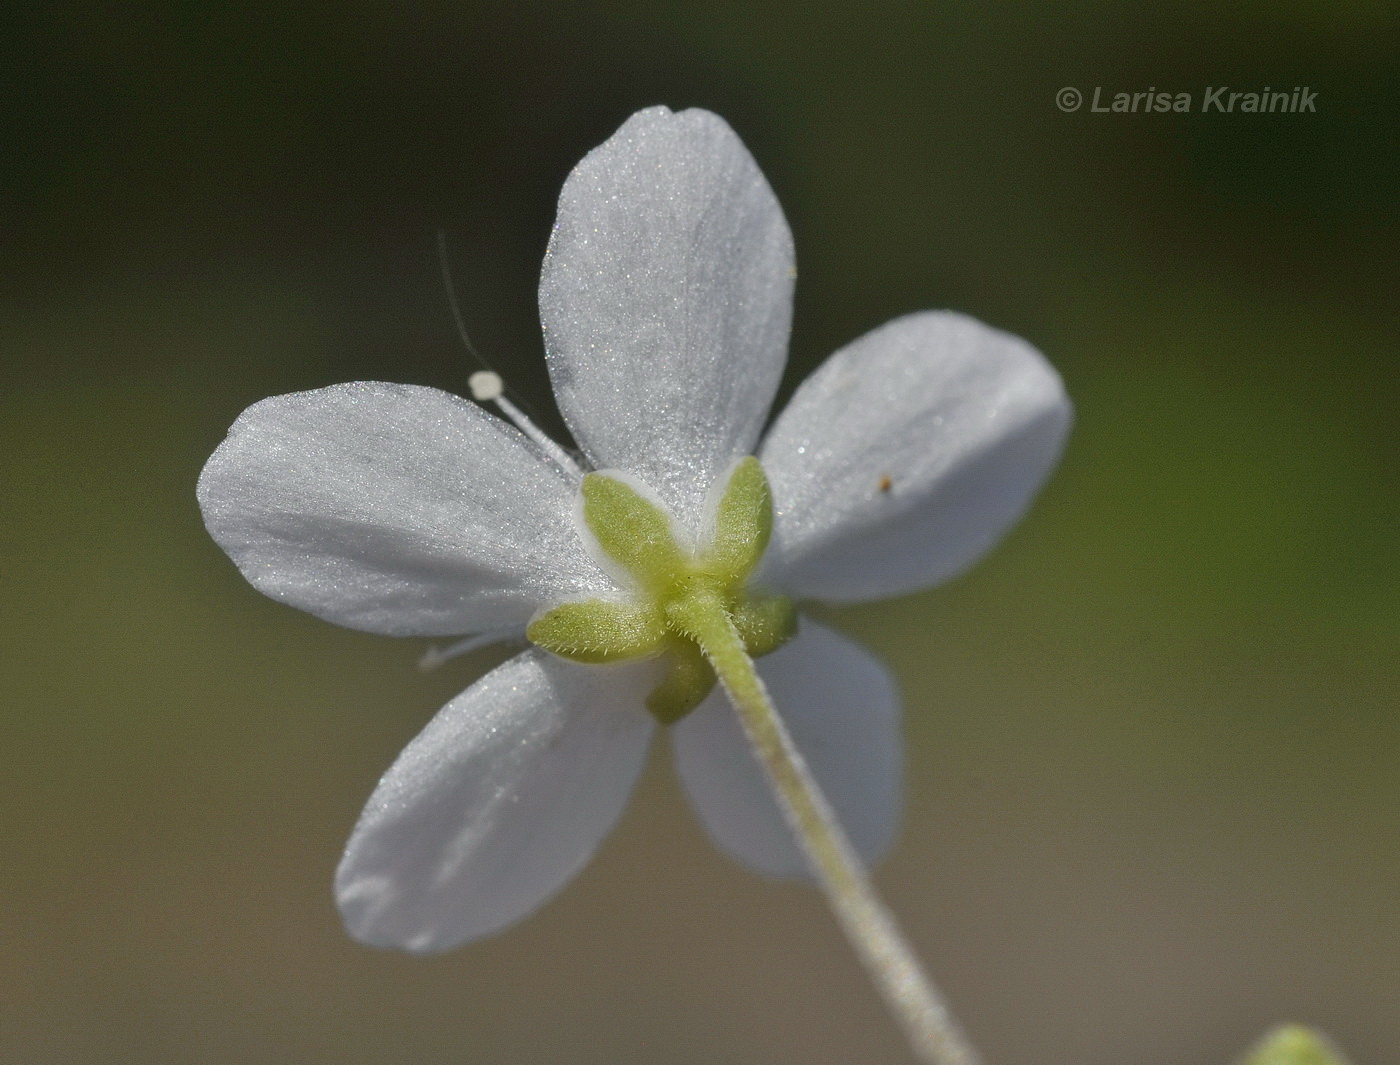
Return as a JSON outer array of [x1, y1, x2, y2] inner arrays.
[[198, 382, 611, 637], [539, 106, 795, 533], [759, 311, 1071, 601], [336, 650, 656, 951], [671, 619, 901, 880]]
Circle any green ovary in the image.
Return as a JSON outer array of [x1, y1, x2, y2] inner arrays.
[[527, 457, 797, 724]]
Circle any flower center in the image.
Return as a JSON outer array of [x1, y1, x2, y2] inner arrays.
[[526, 457, 796, 724]]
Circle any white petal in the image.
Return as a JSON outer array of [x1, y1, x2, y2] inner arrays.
[[336, 650, 656, 951], [671, 619, 900, 880], [539, 106, 795, 531], [198, 382, 611, 637], [759, 311, 1071, 601]]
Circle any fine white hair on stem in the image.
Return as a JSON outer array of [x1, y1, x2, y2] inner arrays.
[[674, 594, 982, 1065]]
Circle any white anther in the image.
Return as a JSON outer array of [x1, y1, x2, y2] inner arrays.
[[468, 370, 504, 402]]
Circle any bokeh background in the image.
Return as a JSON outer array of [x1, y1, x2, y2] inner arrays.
[[3, 2, 1396, 1063]]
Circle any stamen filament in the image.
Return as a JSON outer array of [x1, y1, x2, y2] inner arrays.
[[468, 371, 583, 479], [494, 395, 584, 479], [418, 630, 518, 671], [672, 593, 982, 1065]]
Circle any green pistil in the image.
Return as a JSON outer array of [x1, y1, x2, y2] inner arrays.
[[527, 457, 797, 724]]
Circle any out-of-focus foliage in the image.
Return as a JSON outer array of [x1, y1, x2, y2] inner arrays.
[[1238, 1025, 1352, 1065]]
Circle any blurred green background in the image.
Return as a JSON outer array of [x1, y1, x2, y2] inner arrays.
[[3, 2, 1396, 1063]]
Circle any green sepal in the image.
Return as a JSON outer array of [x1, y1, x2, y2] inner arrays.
[[533, 459, 789, 716], [645, 640, 717, 725], [1237, 1026, 1351, 1065], [704, 456, 773, 589], [581, 473, 688, 595], [733, 593, 797, 658], [526, 600, 666, 663]]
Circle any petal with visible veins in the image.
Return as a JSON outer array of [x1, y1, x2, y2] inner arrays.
[[540, 106, 794, 533], [760, 311, 1072, 602], [336, 649, 657, 951], [198, 381, 612, 637]]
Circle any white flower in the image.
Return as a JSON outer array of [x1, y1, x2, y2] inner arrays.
[[197, 106, 1071, 954]]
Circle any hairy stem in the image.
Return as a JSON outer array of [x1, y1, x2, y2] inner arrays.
[[671, 594, 982, 1065]]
